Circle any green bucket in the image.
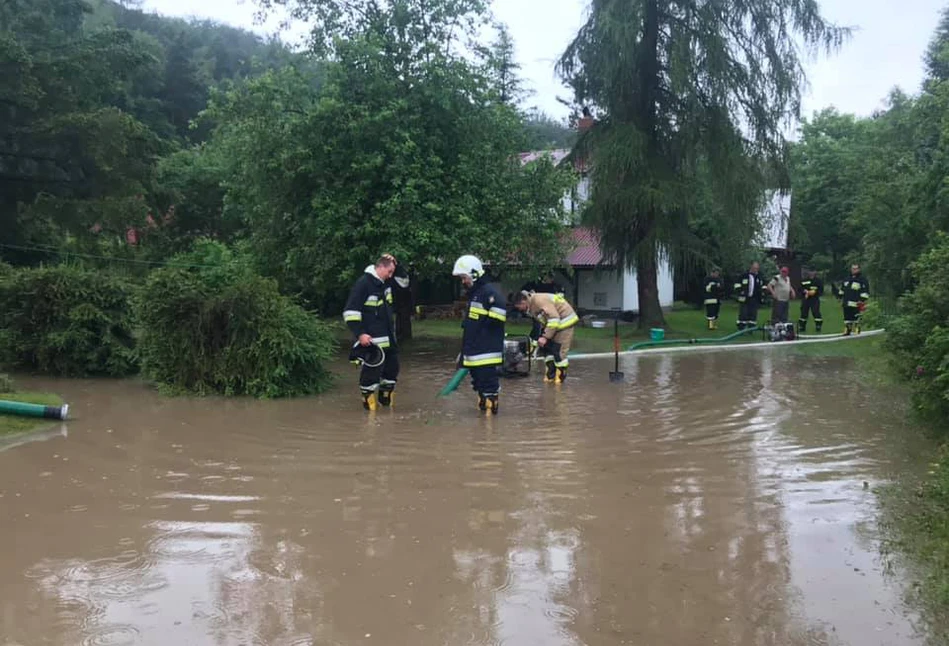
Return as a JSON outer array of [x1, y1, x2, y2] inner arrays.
[[650, 328, 665, 341]]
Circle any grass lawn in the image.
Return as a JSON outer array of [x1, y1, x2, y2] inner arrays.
[[399, 300, 854, 354], [0, 391, 65, 436], [879, 445, 949, 644]]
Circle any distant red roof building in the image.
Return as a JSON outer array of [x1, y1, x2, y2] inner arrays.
[[566, 226, 604, 267]]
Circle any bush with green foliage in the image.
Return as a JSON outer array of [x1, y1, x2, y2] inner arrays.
[[884, 233, 949, 421], [0, 265, 137, 376], [135, 241, 335, 397], [0, 374, 14, 393]]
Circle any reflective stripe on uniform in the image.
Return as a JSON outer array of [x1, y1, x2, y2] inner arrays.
[[546, 317, 562, 329], [555, 357, 569, 368], [846, 301, 858, 307], [860, 292, 869, 299], [469, 302, 488, 319], [463, 352, 503, 367], [559, 313, 579, 328], [364, 295, 383, 307], [703, 298, 718, 305], [489, 306, 507, 322], [372, 336, 391, 348], [343, 310, 362, 322]]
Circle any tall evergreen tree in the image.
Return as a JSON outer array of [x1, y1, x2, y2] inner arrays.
[[557, 0, 846, 326]]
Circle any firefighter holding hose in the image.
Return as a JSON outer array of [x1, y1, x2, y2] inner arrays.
[[512, 290, 579, 383], [453, 255, 506, 414], [343, 254, 410, 411]]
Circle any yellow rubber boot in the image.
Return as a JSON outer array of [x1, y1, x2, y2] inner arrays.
[[485, 395, 499, 415], [362, 391, 378, 411], [544, 362, 556, 383]]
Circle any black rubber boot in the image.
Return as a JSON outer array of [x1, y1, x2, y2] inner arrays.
[[544, 361, 557, 383], [378, 387, 394, 407], [798, 319, 807, 334]]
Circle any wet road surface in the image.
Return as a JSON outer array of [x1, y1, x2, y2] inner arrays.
[[0, 350, 929, 645]]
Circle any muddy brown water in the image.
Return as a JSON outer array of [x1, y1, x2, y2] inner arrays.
[[0, 350, 932, 646]]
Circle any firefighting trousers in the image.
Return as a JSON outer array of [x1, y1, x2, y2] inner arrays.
[[799, 298, 822, 325], [541, 327, 574, 369], [470, 365, 500, 397], [705, 302, 720, 321], [738, 301, 759, 328], [359, 349, 400, 394], [843, 305, 860, 324]]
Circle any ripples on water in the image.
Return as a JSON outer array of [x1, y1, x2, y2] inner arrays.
[[0, 350, 929, 645]]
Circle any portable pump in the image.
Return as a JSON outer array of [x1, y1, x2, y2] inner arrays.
[[500, 335, 532, 377]]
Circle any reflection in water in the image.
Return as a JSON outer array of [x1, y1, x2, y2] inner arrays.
[[0, 350, 929, 645]]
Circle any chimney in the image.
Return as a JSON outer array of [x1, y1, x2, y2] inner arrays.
[[577, 106, 594, 134]]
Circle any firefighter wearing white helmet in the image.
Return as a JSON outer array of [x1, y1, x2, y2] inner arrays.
[[453, 255, 506, 414]]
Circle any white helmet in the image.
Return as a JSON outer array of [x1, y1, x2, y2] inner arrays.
[[452, 255, 484, 280]]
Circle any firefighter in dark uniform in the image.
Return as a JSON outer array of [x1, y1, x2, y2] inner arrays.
[[798, 268, 824, 334], [343, 254, 410, 411], [835, 263, 870, 335], [733, 261, 763, 330], [453, 255, 506, 414], [703, 268, 725, 330]]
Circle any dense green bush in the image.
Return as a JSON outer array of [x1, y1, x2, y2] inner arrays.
[[136, 241, 335, 397], [0, 265, 137, 376], [0, 374, 14, 393], [884, 233, 949, 421]]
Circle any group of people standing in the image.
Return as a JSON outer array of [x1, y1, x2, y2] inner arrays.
[[701, 263, 870, 335], [344, 254, 578, 414]]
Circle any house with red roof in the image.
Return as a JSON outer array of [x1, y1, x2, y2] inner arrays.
[[510, 149, 675, 315]]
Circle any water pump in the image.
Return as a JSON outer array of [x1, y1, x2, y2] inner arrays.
[[499, 335, 532, 377]]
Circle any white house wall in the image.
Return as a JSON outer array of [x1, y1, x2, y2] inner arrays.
[[658, 257, 674, 307], [577, 269, 625, 311], [619, 256, 675, 311]]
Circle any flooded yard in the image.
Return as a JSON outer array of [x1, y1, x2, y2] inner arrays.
[[0, 350, 930, 645]]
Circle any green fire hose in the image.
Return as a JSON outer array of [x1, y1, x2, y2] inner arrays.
[[0, 399, 69, 420], [438, 368, 469, 397], [627, 326, 763, 352]]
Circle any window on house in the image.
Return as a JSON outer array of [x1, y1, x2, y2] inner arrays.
[[593, 292, 607, 307]]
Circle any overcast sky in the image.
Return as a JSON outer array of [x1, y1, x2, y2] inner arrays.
[[143, 0, 946, 126]]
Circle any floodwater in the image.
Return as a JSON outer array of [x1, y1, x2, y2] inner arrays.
[[0, 349, 931, 646]]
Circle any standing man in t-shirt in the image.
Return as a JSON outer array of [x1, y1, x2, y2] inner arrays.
[[766, 266, 796, 324]]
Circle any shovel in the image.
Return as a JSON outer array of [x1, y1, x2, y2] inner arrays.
[[609, 318, 624, 382]]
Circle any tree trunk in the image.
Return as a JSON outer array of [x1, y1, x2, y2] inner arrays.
[[636, 252, 665, 329], [634, 0, 664, 331]]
